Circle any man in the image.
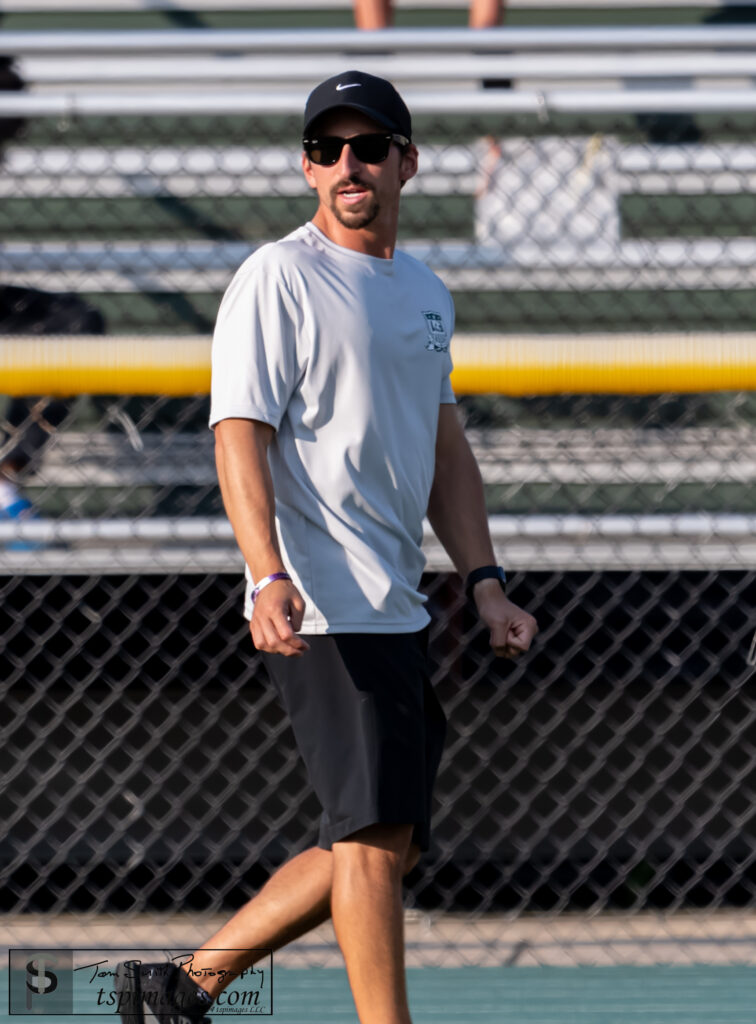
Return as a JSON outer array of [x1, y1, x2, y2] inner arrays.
[[116, 70, 537, 1024]]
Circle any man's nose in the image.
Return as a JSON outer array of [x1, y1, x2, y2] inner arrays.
[[336, 140, 363, 174]]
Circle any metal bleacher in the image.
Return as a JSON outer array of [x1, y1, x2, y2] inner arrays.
[[4, 16, 756, 299], [8, 137, 756, 296], [2, 1, 756, 570]]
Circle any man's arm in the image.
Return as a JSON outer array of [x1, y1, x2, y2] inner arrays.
[[426, 404, 538, 658], [214, 417, 309, 657]]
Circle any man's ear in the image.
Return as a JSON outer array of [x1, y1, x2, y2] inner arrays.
[[399, 143, 419, 189], [301, 150, 317, 189]]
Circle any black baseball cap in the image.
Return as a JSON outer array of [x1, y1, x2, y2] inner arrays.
[[303, 70, 412, 141]]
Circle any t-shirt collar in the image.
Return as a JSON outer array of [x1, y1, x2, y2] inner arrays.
[[305, 222, 395, 272]]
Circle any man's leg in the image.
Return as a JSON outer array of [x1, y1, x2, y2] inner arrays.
[[182, 837, 420, 1004], [182, 846, 331, 1000], [331, 823, 415, 1024]]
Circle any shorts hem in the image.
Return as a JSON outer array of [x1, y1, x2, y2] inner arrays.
[[318, 812, 431, 852]]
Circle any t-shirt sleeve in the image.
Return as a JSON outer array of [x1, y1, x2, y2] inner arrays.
[[209, 258, 301, 430], [440, 287, 456, 405]]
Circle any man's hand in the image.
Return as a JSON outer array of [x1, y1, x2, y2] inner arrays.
[[250, 579, 310, 657], [472, 579, 538, 659]]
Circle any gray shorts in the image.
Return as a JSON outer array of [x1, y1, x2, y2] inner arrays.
[[262, 627, 446, 851]]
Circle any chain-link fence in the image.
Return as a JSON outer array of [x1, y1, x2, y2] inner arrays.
[[2, 389, 755, 966], [3, 103, 756, 968], [5, 112, 756, 335]]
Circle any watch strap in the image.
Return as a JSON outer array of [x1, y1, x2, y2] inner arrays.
[[465, 565, 506, 598]]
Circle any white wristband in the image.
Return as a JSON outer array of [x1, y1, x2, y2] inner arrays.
[[251, 571, 291, 604]]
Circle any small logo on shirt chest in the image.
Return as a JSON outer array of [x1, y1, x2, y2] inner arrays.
[[422, 311, 449, 352]]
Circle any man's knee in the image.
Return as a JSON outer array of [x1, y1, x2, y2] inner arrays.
[[333, 823, 414, 877]]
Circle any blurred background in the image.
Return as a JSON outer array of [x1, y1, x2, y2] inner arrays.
[[2, 2, 756, 1021]]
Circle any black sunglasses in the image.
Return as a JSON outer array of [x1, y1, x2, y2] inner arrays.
[[303, 132, 410, 167]]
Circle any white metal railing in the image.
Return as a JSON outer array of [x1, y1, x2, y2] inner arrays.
[[0, 143, 480, 198], [8, 239, 756, 295], [5, 141, 756, 200], [20, 52, 756, 85], [4, 26, 756, 55], [2, 88, 756, 118], [1, 514, 755, 574], [3, 25, 756, 116], [12, 427, 754, 488]]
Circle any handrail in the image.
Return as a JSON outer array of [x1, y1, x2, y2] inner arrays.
[[3, 333, 756, 396], [2, 87, 756, 117], [6, 140, 756, 189], [21, 52, 756, 82], [4, 26, 756, 54], [14, 427, 756, 488], [2, 513, 754, 544], [1, 514, 754, 574]]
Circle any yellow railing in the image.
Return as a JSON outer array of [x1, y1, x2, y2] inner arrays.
[[3, 333, 756, 396]]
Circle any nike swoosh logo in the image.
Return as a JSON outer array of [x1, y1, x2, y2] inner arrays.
[[336, 83, 361, 91]]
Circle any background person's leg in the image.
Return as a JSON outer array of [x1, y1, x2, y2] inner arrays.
[[331, 823, 414, 1024], [353, 0, 393, 30], [469, 0, 504, 28]]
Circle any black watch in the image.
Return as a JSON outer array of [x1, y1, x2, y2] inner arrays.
[[466, 565, 507, 600]]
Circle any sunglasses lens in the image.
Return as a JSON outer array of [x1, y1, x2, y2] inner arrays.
[[350, 136, 391, 163], [306, 135, 393, 166], [307, 140, 343, 165]]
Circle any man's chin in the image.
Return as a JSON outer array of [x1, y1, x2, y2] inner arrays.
[[332, 200, 380, 231], [341, 217, 376, 231]]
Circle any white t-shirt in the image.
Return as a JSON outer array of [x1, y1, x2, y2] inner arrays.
[[210, 222, 456, 633]]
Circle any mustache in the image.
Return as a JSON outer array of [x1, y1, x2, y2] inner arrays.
[[331, 176, 372, 194]]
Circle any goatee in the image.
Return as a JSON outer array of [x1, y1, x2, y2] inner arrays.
[[330, 178, 380, 230], [332, 201, 380, 230]]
